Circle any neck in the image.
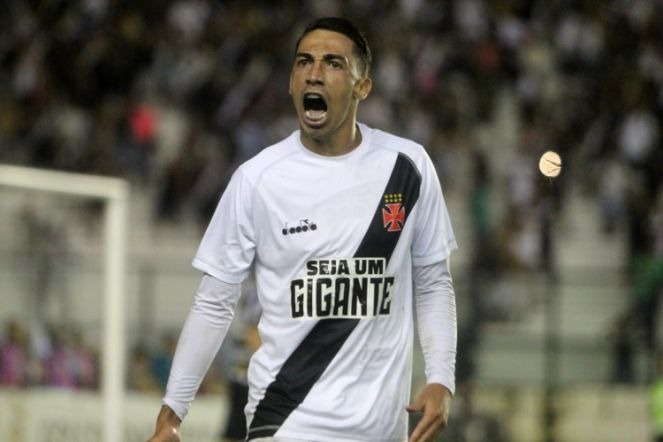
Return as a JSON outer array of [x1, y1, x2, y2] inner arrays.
[[301, 122, 362, 156]]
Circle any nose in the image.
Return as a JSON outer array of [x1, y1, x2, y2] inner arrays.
[[306, 60, 324, 85]]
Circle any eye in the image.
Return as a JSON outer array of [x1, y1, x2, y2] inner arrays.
[[328, 60, 342, 69], [296, 58, 310, 66]]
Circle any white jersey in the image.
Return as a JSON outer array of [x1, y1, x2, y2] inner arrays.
[[193, 123, 457, 442]]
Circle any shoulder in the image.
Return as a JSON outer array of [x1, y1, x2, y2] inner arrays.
[[364, 124, 431, 170], [236, 131, 300, 183]]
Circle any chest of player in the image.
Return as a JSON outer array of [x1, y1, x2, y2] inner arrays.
[[253, 149, 419, 269], [255, 163, 387, 261], [254, 156, 413, 321]]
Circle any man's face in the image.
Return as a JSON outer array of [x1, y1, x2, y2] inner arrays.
[[290, 29, 371, 144]]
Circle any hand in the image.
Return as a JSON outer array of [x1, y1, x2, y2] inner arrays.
[[147, 405, 182, 442], [406, 383, 452, 442], [147, 429, 179, 442]]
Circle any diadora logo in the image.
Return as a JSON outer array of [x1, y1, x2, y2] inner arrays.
[[382, 193, 405, 232], [282, 219, 317, 236]]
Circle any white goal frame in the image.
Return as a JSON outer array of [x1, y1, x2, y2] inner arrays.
[[0, 164, 129, 442]]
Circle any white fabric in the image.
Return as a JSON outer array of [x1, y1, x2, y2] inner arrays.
[[413, 259, 457, 394], [162, 274, 241, 419], [251, 438, 307, 442], [190, 123, 457, 441]]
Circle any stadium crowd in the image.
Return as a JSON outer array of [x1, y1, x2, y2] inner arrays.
[[1, 0, 662, 395], [0, 318, 226, 394], [0, 319, 97, 389]]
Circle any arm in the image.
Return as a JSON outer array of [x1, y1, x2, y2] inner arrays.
[[147, 274, 241, 441], [407, 258, 456, 442]]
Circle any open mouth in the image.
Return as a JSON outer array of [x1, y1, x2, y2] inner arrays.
[[303, 93, 328, 124]]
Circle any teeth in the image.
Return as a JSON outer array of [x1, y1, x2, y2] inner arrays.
[[305, 110, 326, 121]]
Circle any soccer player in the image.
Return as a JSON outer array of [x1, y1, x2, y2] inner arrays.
[[147, 17, 458, 442]]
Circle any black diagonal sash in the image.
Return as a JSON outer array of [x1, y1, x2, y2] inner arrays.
[[247, 153, 421, 439]]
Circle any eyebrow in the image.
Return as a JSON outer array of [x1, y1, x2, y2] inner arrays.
[[295, 52, 349, 64]]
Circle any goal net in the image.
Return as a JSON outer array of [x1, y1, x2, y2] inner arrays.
[[0, 164, 128, 442]]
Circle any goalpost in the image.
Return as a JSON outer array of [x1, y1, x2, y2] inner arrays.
[[0, 164, 129, 442]]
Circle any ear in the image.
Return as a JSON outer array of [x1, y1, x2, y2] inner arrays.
[[353, 77, 372, 101], [288, 71, 294, 95]]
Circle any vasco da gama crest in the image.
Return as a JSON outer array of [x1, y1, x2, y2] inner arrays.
[[382, 193, 405, 232]]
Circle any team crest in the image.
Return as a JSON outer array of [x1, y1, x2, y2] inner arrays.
[[382, 193, 405, 232]]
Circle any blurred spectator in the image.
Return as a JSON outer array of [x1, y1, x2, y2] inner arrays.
[[17, 205, 71, 326], [128, 345, 161, 394], [150, 333, 178, 391], [634, 191, 663, 360], [598, 154, 627, 234], [119, 99, 158, 183], [155, 123, 207, 222], [44, 324, 78, 389], [0, 320, 30, 387], [71, 329, 99, 389], [617, 106, 659, 170], [468, 144, 493, 273], [465, 143, 497, 325], [611, 185, 663, 383]]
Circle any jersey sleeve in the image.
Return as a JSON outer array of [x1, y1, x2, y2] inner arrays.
[[411, 152, 457, 267], [192, 167, 256, 284]]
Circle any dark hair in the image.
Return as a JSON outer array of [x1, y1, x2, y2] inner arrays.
[[295, 17, 372, 77]]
